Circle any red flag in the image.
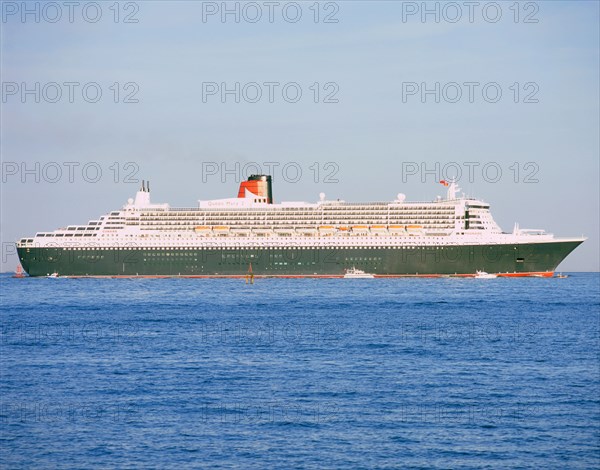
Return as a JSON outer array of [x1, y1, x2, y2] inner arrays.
[[440, 180, 449, 187]]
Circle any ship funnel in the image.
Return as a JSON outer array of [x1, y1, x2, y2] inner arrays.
[[237, 175, 273, 203]]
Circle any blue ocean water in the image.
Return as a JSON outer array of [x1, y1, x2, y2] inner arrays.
[[1, 273, 599, 469]]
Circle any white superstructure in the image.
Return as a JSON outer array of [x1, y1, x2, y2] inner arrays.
[[17, 180, 583, 250]]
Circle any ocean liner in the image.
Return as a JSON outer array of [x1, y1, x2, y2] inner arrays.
[[16, 175, 584, 277]]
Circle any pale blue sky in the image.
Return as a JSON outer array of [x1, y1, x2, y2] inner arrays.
[[1, 1, 598, 271]]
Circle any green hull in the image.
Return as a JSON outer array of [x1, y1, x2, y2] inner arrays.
[[17, 241, 583, 277]]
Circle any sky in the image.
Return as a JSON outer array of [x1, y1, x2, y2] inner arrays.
[[1, 0, 598, 271]]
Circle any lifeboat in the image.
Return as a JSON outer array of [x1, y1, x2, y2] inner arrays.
[[213, 226, 230, 233], [406, 225, 423, 235], [253, 228, 273, 235], [194, 226, 212, 235], [388, 225, 405, 232], [351, 225, 369, 233], [318, 225, 335, 236], [370, 225, 387, 232], [230, 228, 251, 235]]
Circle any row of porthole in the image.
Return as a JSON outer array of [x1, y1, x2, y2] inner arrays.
[[31, 245, 489, 252]]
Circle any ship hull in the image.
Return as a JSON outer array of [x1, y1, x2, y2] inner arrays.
[[17, 240, 583, 277]]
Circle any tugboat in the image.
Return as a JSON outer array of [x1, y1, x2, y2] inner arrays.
[[12, 264, 26, 278], [344, 267, 375, 279], [245, 263, 254, 284]]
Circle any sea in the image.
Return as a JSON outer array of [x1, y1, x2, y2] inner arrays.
[[1, 273, 599, 469]]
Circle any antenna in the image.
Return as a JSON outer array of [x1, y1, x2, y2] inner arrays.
[[147, 180, 150, 192]]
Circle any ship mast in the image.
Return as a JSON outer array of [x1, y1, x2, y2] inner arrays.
[[447, 180, 461, 200]]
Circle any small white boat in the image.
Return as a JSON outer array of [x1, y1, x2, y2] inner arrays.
[[556, 273, 569, 279], [474, 271, 497, 279], [344, 267, 375, 279], [46, 272, 59, 278]]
